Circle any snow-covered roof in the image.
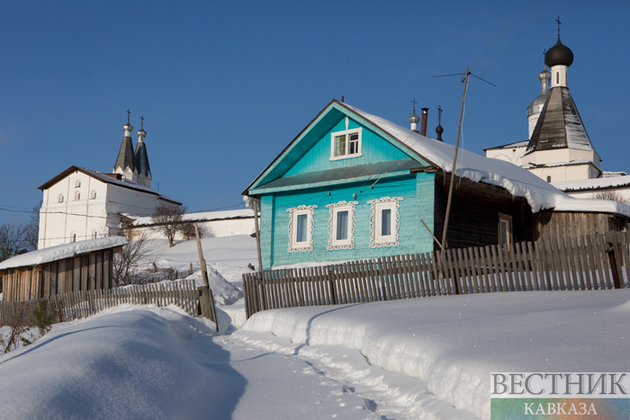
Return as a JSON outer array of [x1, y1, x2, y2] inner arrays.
[[129, 209, 255, 227], [483, 140, 529, 151], [0, 237, 128, 270], [521, 159, 595, 169], [341, 102, 630, 217], [553, 175, 630, 192]]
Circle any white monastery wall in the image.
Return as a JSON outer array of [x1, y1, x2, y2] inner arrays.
[[38, 173, 109, 248]]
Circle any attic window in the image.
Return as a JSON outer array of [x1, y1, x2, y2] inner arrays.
[[330, 128, 362, 160]]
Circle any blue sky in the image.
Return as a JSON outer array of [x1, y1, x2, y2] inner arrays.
[[1, 0, 628, 224]]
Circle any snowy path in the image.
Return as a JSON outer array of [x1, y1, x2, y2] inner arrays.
[[214, 334, 385, 419], [228, 331, 477, 420]]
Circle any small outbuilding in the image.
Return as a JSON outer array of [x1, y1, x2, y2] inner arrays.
[[0, 237, 128, 302]]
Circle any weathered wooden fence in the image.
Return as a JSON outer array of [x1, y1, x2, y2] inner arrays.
[[243, 232, 630, 318], [0, 280, 203, 326]]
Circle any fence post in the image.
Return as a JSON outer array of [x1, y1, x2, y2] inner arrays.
[[198, 285, 218, 326], [327, 266, 338, 305], [605, 232, 623, 289]]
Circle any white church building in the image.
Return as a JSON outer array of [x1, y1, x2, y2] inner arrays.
[[485, 32, 630, 202], [37, 116, 181, 249]]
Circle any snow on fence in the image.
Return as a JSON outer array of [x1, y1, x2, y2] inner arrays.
[[242, 232, 630, 318], [0, 280, 200, 326]]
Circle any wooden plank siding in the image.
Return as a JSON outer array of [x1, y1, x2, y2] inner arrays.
[[0, 279, 200, 325], [243, 232, 630, 319], [0, 249, 118, 302], [533, 211, 628, 242]]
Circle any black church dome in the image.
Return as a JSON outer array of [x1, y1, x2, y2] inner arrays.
[[545, 37, 574, 67]]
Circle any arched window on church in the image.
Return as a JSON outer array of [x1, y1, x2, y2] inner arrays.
[[90, 190, 97, 199], [75, 191, 81, 200], [547, 176, 552, 183], [58, 194, 64, 203], [75, 180, 81, 188]]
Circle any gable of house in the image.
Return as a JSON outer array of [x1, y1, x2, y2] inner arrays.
[[246, 100, 433, 196]]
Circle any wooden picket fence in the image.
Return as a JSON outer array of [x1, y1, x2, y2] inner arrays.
[[0, 280, 201, 326], [243, 232, 630, 318]]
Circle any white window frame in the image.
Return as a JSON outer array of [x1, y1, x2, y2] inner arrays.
[[326, 201, 358, 250], [287, 205, 317, 252], [330, 127, 362, 161], [369, 197, 403, 248], [499, 213, 512, 251]]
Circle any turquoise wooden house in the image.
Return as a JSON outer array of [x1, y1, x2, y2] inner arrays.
[[243, 100, 630, 270]]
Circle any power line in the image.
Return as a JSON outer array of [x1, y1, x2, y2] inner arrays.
[[430, 0, 553, 128]]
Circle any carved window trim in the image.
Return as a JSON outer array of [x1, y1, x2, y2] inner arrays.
[[326, 201, 358, 250], [368, 196, 403, 248], [287, 205, 317, 253]]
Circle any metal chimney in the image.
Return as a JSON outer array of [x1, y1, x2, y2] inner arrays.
[[420, 108, 429, 136]]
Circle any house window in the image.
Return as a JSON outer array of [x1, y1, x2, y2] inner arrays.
[[74, 191, 81, 200], [368, 197, 403, 248], [287, 205, 317, 252], [326, 201, 358, 250], [58, 194, 64, 203], [75, 180, 81, 188], [499, 213, 512, 250], [330, 128, 362, 160]]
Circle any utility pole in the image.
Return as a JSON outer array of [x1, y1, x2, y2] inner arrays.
[[441, 66, 471, 249]]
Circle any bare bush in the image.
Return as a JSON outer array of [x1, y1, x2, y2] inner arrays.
[[0, 222, 28, 262], [151, 204, 190, 247], [23, 201, 42, 250], [112, 233, 154, 285], [0, 310, 34, 354], [595, 190, 626, 202]]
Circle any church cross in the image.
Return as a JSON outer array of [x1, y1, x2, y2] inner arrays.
[[556, 16, 562, 37], [411, 97, 417, 112], [141, 115, 144, 128], [437, 105, 443, 123], [127, 109, 131, 124]]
